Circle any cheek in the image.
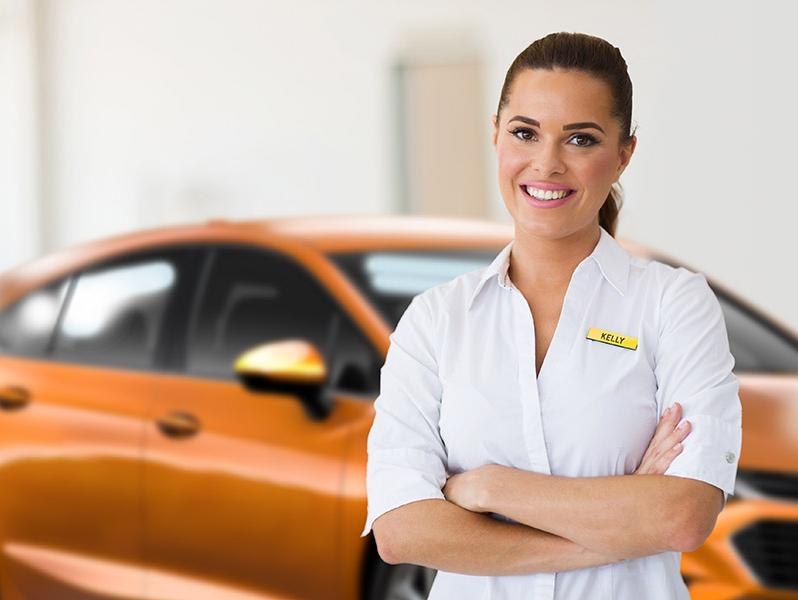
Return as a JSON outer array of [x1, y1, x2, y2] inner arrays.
[[579, 151, 619, 186], [496, 144, 527, 181]]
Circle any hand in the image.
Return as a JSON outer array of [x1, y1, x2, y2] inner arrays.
[[635, 401, 692, 475], [442, 464, 504, 513]]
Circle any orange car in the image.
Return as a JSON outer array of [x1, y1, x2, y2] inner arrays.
[[0, 215, 796, 600]]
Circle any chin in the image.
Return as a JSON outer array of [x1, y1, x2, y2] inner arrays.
[[513, 215, 566, 239]]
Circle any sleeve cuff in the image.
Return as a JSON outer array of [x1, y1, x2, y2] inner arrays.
[[360, 448, 447, 537], [663, 413, 742, 499]]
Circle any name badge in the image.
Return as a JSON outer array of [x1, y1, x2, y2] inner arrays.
[[586, 327, 638, 351]]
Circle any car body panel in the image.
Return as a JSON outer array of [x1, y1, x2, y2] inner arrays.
[[0, 356, 146, 599], [142, 372, 353, 600]]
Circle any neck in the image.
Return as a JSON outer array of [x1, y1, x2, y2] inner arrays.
[[508, 224, 601, 293]]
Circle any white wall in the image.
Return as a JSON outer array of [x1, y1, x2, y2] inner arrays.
[[0, 0, 41, 267], [1, 0, 795, 330]]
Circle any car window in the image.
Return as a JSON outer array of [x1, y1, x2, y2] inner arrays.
[[326, 310, 381, 395], [328, 248, 499, 328], [716, 293, 798, 373], [51, 250, 189, 370], [0, 278, 70, 357], [187, 246, 370, 383]]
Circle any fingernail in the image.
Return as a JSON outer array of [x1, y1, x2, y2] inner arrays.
[[678, 420, 690, 430], [664, 406, 671, 416]]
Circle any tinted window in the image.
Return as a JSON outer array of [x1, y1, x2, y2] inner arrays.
[[327, 311, 381, 395], [188, 247, 347, 381], [329, 248, 499, 328], [716, 293, 798, 373], [52, 251, 186, 370], [0, 278, 70, 357]]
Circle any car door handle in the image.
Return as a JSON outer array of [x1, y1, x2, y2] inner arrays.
[[156, 411, 201, 438], [0, 386, 31, 411]]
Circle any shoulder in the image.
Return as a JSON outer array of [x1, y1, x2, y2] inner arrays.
[[409, 264, 488, 316], [392, 265, 484, 335], [629, 256, 714, 305], [634, 260, 725, 350], [389, 267, 486, 366], [625, 257, 721, 341]]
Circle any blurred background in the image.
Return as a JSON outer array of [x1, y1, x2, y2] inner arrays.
[[1, 2, 797, 600], [1, 0, 795, 328]]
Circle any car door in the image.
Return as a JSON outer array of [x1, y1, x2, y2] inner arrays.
[[142, 245, 377, 600], [0, 246, 199, 600]]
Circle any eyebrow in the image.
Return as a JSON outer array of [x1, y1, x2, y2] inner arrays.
[[508, 115, 606, 135]]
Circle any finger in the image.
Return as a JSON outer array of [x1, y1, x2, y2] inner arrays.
[[638, 403, 686, 475], [641, 442, 682, 476], [655, 402, 681, 436], [650, 402, 683, 447], [664, 402, 682, 424], [655, 442, 683, 473], [635, 459, 654, 475], [662, 419, 691, 449], [648, 419, 691, 469]]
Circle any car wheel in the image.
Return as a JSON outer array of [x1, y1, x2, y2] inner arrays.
[[367, 558, 437, 600]]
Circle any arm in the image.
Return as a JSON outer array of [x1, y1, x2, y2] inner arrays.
[[478, 466, 724, 558], [454, 269, 740, 559], [362, 294, 618, 576], [373, 498, 623, 576], [443, 401, 714, 558]]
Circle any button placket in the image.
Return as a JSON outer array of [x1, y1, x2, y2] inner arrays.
[[509, 284, 552, 475], [536, 262, 596, 392]]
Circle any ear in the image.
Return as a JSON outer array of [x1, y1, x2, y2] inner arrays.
[[615, 135, 637, 181], [491, 114, 499, 148]]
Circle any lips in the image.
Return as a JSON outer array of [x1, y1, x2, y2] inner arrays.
[[521, 181, 575, 192], [520, 185, 578, 208], [521, 185, 577, 201]]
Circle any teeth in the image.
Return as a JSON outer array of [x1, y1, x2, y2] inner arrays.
[[525, 186, 572, 200]]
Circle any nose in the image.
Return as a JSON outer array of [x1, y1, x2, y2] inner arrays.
[[531, 140, 566, 177]]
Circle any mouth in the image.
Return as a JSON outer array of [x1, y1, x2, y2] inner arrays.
[[520, 185, 578, 205]]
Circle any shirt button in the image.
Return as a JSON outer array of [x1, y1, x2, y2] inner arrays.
[[724, 451, 736, 464]]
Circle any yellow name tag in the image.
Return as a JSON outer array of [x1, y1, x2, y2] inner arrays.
[[586, 327, 638, 351]]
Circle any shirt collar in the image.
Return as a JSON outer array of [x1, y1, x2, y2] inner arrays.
[[466, 226, 630, 311]]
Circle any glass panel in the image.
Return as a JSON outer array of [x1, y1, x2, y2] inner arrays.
[[187, 247, 341, 381], [0, 278, 70, 357], [329, 248, 499, 328], [717, 294, 798, 373], [53, 258, 179, 370]]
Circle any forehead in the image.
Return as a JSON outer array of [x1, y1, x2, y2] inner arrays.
[[504, 68, 614, 125]]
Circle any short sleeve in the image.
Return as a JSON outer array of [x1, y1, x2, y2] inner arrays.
[[654, 269, 742, 508], [360, 293, 449, 537]]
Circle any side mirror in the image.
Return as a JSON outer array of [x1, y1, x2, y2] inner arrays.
[[233, 339, 333, 420]]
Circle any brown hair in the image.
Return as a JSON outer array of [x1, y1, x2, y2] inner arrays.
[[496, 32, 636, 237]]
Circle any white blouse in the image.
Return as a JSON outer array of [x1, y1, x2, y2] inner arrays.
[[361, 226, 742, 600]]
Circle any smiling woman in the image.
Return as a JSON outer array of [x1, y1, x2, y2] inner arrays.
[[363, 31, 741, 600], [493, 75, 635, 249], [492, 34, 637, 241]]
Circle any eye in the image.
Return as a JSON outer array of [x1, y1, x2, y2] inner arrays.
[[509, 127, 535, 141], [569, 133, 600, 147]]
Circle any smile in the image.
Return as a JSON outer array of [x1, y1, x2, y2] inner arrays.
[[523, 185, 576, 201], [520, 185, 578, 208]]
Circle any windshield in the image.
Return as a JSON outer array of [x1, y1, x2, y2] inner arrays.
[[328, 248, 501, 328]]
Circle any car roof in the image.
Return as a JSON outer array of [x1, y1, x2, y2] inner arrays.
[[240, 214, 655, 255], [0, 215, 506, 304]]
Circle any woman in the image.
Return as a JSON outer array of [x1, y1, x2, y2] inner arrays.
[[362, 32, 742, 599]]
